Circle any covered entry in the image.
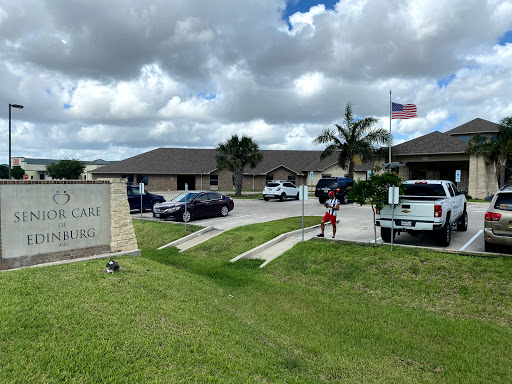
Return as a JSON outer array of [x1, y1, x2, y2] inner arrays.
[[405, 161, 469, 191], [177, 175, 196, 190]]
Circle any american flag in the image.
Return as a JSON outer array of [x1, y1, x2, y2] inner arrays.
[[392, 102, 417, 119]]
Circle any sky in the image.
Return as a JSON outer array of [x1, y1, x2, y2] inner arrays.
[[1, 0, 512, 163]]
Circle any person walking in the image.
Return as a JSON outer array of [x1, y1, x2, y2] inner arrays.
[[317, 190, 340, 238]]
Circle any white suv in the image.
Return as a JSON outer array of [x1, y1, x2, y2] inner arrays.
[[263, 180, 299, 202]]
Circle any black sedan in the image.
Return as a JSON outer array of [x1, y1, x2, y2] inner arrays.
[[152, 191, 234, 222]]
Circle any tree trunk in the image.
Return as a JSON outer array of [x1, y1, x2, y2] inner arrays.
[[348, 161, 354, 179], [234, 167, 244, 196]]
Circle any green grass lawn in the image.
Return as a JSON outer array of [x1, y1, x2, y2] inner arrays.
[[1, 217, 511, 383]]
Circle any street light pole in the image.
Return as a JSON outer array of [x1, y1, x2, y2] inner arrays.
[[8, 103, 24, 179]]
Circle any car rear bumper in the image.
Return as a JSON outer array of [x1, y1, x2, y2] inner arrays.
[[377, 219, 441, 231], [484, 228, 512, 246]]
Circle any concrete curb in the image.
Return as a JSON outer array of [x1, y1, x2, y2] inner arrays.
[[230, 224, 322, 263], [158, 226, 215, 250]]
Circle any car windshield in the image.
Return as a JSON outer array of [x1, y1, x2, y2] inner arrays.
[[403, 184, 447, 197], [494, 193, 512, 211], [171, 192, 198, 202], [266, 183, 280, 187], [316, 179, 336, 189]]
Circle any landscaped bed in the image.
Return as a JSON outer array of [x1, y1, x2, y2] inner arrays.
[[0, 217, 510, 383]]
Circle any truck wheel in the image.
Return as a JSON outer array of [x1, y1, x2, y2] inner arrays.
[[381, 227, 395, 243], [280, 193, 286, 202], [319, 197, 326, 204], [437, 222, 451, 246], [264, 197, 269, 201], [457, 210, 468, 231], [342, 194, 349, 204], [296, 192, 300, 200]]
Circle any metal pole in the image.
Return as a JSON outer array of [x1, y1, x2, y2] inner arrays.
[[389, 90, 392, 164], [184, 183, 188, 233], [391, 201, 394, 251], [302, 185, 305, 242], [8, 105, 11, 179], [7, 103, 23, 180]]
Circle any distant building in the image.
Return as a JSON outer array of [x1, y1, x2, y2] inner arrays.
[[90, 118, 501, 199], [388, 118, 500, 198], [11, 157, 115, 180], [90, 148, 351, 191]]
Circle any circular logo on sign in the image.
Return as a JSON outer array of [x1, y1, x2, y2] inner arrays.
[[23, 174, 29, 179]]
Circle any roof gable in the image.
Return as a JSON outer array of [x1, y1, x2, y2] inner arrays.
[[91, 147, 344, 175], [445, 118, 500, 136], [393, 131, 468, 155]]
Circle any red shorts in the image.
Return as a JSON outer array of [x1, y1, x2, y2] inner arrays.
[[322, 213, 337, 225]]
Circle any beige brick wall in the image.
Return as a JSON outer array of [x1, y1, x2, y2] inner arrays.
[[468, 155, 498, 199], [106, 179, 138, 253]]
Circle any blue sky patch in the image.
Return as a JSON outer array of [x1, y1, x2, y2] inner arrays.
[[45, 88, 51, 95], [283, 0, 338, 28], [437, 73, 456, 88], [498, 30, 512, 46], [197, 92, 216, 100], [63, 103, 71, 109]]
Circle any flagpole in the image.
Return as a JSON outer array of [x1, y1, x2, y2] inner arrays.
[[389, 90, 392, 164]]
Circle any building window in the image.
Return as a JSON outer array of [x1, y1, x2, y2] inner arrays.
[[210, 174, 218, 186], [136, 175, 148, 185], [39, 172, 45, 180], [266, 175, 274, 182], [287, 175, 296, 183], [322, 174, 331, 178]]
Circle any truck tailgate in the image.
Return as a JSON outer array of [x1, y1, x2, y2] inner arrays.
[[380, 198, 436, 223]]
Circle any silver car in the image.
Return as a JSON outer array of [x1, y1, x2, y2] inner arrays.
[[484, 185, 512, 252]]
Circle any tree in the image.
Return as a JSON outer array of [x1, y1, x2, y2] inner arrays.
[[348, 169, 404, 245], [216, 135, 263, 196], [0, 165, 8, 179], [11, 166, 25, 180], [314, 103, 391, 179], [465, 116, 512, 188], [46, 159, 86, 180]]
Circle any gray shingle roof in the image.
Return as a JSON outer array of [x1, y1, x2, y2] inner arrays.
[[92, 148, 339, 175], [445, 118, 500, 135], [392, 131, 468, 155], [21, 158, 114, 166]]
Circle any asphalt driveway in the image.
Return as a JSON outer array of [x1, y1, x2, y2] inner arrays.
[[132, 194, 491, 253]]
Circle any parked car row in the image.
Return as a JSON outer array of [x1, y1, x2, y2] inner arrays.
[[129, 180, 512, 254]]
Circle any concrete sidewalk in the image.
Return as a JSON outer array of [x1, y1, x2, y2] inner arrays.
[[230, 222, 337, 267]]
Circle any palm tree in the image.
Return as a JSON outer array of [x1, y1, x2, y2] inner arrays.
[[314, 103, 391, 179], [216, 134, 263, 196], [465, 116, 512, 188]]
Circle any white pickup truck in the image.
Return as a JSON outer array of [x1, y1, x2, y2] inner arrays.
[[375, 180, 468, 246]]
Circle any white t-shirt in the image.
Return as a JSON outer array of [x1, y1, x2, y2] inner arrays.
[[326, 198, 340, 216]]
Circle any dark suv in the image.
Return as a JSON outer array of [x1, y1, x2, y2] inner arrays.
[[315, 177, 354, 204], [127, 185, 165, 211]]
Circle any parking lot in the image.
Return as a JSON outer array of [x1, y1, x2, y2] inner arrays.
[[132, 194, 491, 253]]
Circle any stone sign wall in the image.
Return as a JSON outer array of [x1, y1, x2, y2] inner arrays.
[[0, 179, 138, 270]]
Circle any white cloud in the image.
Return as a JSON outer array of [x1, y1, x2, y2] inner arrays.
[[0, 0, 512, 162]]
